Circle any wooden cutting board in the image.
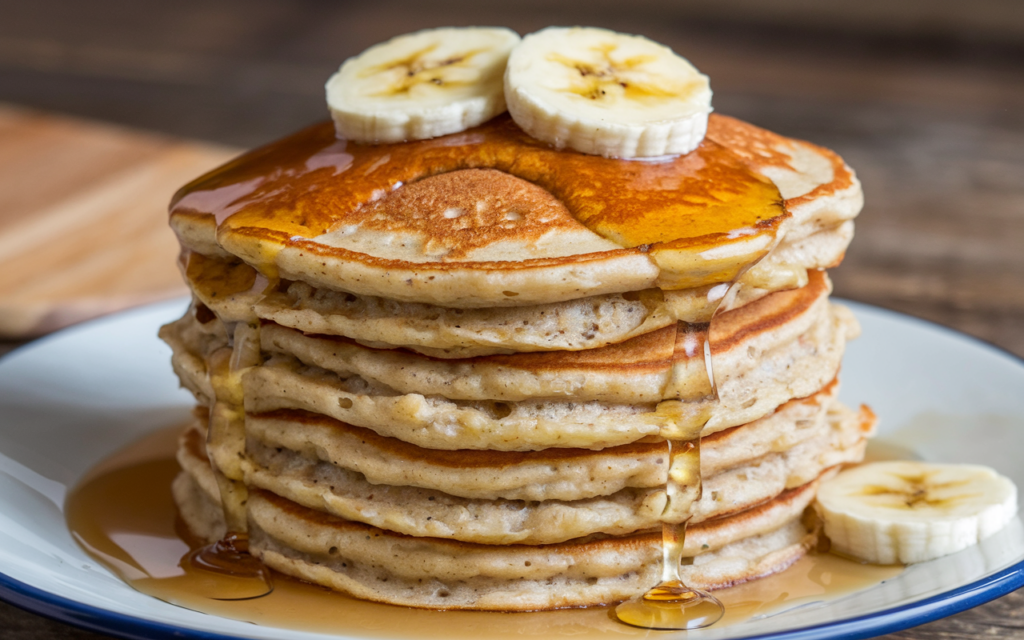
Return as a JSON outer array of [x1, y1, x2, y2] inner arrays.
[[0, 104, 240, 338]]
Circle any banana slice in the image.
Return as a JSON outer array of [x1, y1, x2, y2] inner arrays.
[[504, 26, 712, 158], [326, 27, 520, 143], [816, 461, 1018, 564]]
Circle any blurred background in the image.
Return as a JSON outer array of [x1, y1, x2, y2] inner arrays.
[[0, 1, 1023, 638], [2, 0, 1024, 351]]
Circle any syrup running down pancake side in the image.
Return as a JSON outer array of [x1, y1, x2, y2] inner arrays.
[[157, 112, 863, 628]]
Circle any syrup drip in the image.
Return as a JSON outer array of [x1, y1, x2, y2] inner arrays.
[[182, 534, 273, 600], [614, 322, 724, 630], [180, 310, 274, 599], [616, 227, 783, 629], [65, 425, 904, 639], [608, 157, 781, 629]]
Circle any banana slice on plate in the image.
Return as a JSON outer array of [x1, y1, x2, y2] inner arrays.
[[327, 27, 520, 143], [816, 461, 1018, 564], [505, 26, 712, 158]]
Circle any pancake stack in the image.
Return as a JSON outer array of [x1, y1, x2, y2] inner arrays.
[[160, 111, 870, 611]]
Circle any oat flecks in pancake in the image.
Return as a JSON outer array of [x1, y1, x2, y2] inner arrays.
[[175, 463, 816, 610], [242, 253, 840, 358], [232, 394, 871, 544], [254, 273, 849, 408], [244, 490, 814, 611], [255, 280, 674, 357], [239, 394, 867, 504]]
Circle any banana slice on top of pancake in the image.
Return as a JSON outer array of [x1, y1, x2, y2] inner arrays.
[[326, 27, 520, 143], [505, 26, 712, 158], [816, 461, 1018, 564]]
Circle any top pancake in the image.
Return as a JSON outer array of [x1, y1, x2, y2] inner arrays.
[[170, 114, 861, 307]]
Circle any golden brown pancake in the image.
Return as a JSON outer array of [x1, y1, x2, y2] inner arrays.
[[170, 114, 859, 307]]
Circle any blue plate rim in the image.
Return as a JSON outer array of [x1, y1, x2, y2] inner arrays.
[[2, 559, 1023, 640], [1, 298, 1023, 640]]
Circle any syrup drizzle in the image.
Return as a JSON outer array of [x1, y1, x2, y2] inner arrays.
[[614, 211, 784, 628], [183, 303, 274, 599], [614, 325, 722, 629], [170, 114, 787, 292]]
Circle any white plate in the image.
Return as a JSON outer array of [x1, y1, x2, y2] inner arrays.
[[0, 299, 1022, 640]]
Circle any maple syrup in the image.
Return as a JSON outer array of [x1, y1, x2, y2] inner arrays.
[[65, 425, 903, 639], [170, 114, 786, 289], [186, 340, 272, 598], [184, 251, 257, 302], [181, 534, 273, 600]]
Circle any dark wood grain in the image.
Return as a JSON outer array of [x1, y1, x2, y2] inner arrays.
[[0, 1, 1022, 638]]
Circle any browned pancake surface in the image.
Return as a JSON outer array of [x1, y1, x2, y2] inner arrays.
[[170, 114, 788, 272]]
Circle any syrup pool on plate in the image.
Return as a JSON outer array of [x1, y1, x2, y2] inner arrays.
[[66, 424, 903, 639]]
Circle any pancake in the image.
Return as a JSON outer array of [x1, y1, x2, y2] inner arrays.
[[160, 276, 857, 452], [258, 270, 843, 405], [240, 397, 868, 504], [243, 358, 664, 451], [248, 490, 816, 611], [242, 365, 841, 455], [255, 278, 675, 357], [173, 469, 819, 610], [169, 114, 859, 308]]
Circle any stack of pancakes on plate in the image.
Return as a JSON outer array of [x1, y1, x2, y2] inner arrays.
[[160, 113, 872, 610]]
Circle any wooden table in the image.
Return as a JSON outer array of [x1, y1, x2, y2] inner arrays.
[[1, 2, 1023, 638], [0, 104, 236, 337]]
